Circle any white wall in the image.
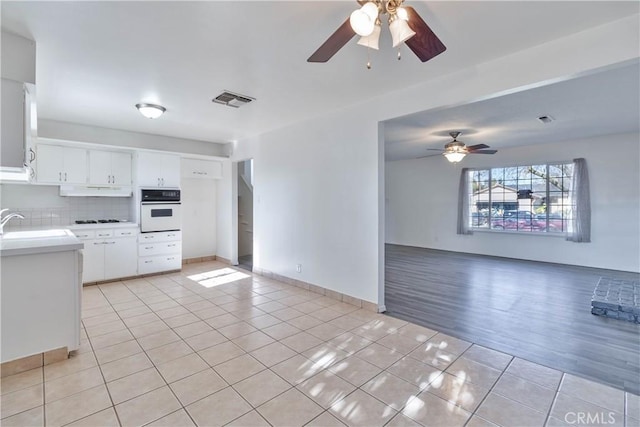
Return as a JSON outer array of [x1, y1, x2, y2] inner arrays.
[[386, 133, 640, 272], [197, 16, 640, 305], [235, 112, 380, 303]]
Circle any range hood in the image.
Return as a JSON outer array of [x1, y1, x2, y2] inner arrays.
[[60, 185, 132, 197]]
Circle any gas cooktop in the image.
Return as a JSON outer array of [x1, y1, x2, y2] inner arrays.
[[75, 219, 124, 224]]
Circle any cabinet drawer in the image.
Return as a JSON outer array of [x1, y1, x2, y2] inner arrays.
[[139, 241, 181, 257], [72, 230, 96, 240], [115, 229, 137, 237], [139, 230, 181, 243], [138, 254, 181, 275], [95, 230, 113, 238]]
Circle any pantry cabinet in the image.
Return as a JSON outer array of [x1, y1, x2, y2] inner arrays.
[[36, 144, 87, 184], [181, 158, 222, 180], [89, 150, 132, 186], [137, 152, 180, 188]]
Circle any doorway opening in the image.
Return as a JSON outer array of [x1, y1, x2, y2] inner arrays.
[[237, 159, 254, 271]]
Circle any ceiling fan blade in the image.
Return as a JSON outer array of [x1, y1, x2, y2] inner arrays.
[[466, 144, 490, 151], [403, 6, 446, 63], [308, 18, 356, 63], [425, 148, 445, 151], [416, 153, 443, 159], [468, 150, 498, 155]]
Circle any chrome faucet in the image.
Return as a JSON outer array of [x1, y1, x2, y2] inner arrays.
[[0, 209, 25, 235]]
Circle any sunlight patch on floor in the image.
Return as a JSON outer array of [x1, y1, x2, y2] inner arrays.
[[187, 268, 250, 288]]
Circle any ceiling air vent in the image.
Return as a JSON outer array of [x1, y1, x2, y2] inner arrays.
[[537, 115, 555, 124], [212, 91, 255, 108]]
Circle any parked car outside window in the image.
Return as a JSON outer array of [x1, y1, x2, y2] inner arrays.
[[491, 210, 542, 231], [535, 213, 567, 232]]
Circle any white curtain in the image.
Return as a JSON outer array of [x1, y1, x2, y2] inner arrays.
[[567, 158, 591, 242], [457, 168, 472, 235]]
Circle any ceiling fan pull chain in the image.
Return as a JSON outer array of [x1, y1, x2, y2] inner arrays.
[[367, 46, 372, 69], [397, 46, 402, 61]]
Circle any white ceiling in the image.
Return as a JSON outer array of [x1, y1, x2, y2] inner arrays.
[[384, 61, 640, 161], [1, 1, 638, 145]]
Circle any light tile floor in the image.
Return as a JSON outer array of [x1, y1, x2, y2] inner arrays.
[[1, 261, 638, 427]]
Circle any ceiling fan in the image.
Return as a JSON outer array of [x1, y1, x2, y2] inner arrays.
[[420, 132, 498, 163], [308, 0, 446, 67]]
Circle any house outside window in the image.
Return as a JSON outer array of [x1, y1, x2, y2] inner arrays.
[[468, 163, 573, 233]]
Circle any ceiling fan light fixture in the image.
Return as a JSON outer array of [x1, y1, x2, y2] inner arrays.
[[443, 151, 467, 163], [396, 6, 409, 21], [389, 16, 416, 48], [135, 103, 166, 119], [350, 2, 378, 36], [357, 22, 381, 50]]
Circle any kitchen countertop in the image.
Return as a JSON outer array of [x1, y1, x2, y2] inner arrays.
[[0, 229, 84, 257]]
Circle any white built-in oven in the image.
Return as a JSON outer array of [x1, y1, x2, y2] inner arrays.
[[140, 189, 181, 233]]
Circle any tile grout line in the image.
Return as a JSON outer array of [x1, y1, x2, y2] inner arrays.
[[461, 352, 513, 427]]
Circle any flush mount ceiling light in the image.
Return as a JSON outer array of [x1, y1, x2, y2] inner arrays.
[[135, 103, 166, 119], [308, 0, 446, 69]]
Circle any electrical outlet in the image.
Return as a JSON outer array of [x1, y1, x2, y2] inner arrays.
[[296, 264, 302, 273]]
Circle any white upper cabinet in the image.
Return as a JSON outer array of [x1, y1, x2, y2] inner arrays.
[[89, 149, 132, 186], [137, 152, 180, 188], [36, 144, 87, 184], [181, 158, 222, 180]]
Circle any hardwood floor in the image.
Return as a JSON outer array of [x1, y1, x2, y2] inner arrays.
[[384, 244, 640, 394]]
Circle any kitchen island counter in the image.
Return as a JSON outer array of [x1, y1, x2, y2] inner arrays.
[[1, 229, 83, 366], [0, 229, 83, 256]]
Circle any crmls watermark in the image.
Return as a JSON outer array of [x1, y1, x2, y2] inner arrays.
[[564, 411, 617, 425]]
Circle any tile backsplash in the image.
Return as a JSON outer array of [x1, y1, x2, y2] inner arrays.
[[1, 184, 133, 231]]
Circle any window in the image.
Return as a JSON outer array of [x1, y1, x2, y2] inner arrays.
[[467, 163, 573, 234]]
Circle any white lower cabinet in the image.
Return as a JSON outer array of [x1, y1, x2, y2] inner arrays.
[[138, 231, 182, 274], [73, 227, 138, 283], [104, 238, 138, 281]]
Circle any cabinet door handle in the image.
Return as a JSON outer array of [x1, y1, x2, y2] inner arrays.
[[98, 233, 109, 237], [144, 260, 153, 264], [93, 242, 102, 245], [105, 241, 116, 245], [29, 148, 36, 163], [121, 232, 132, 235], [167, 257, 174, 261], [64, 172, 67, 181], [59, 172, 62, 181], [145, 246, 153, 249], [167, 244, 176, 247]]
